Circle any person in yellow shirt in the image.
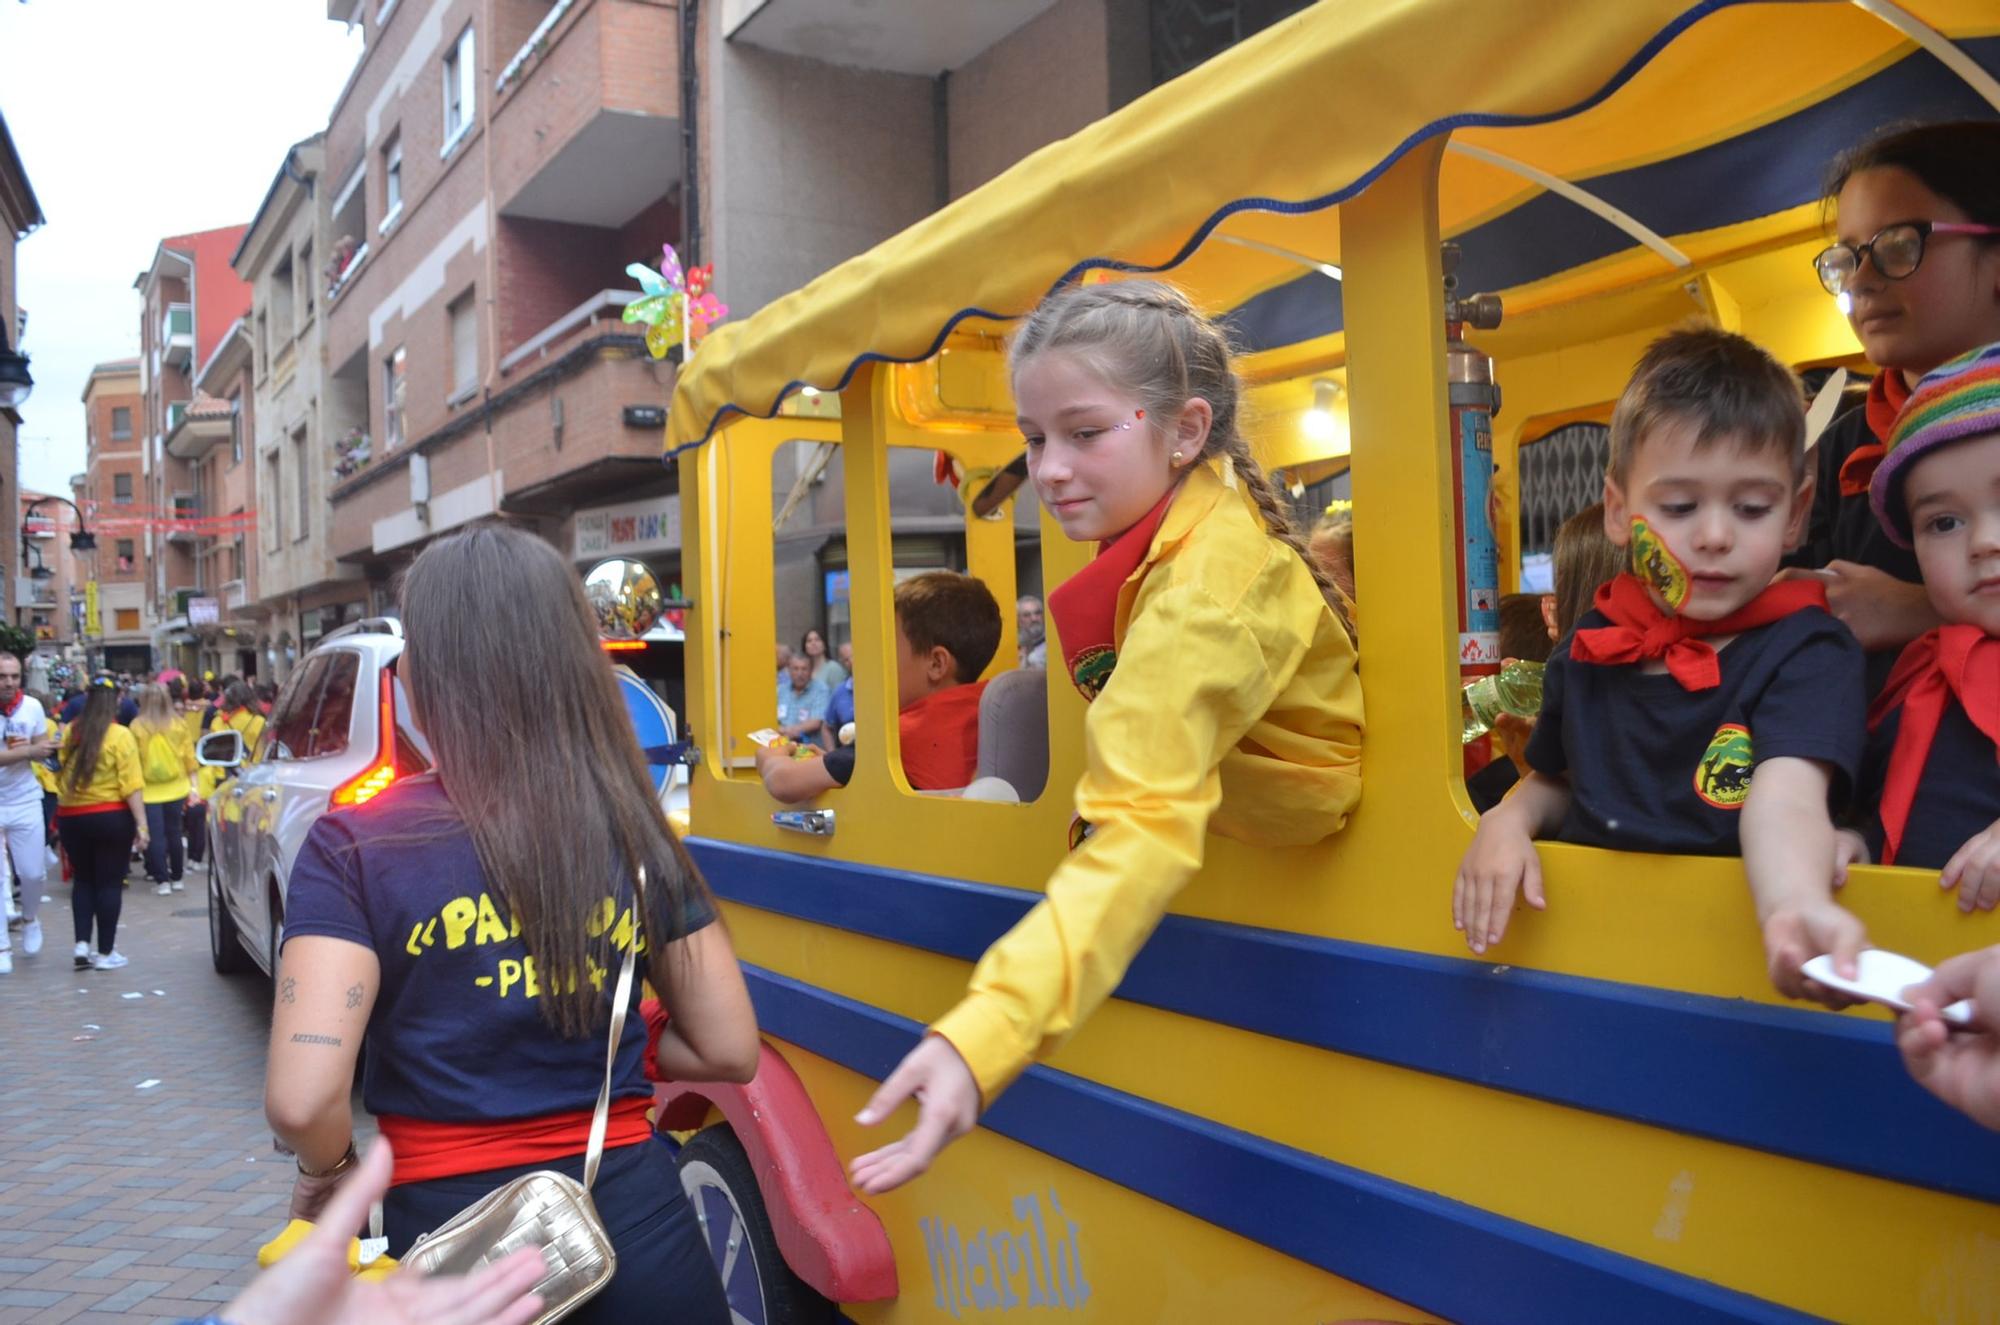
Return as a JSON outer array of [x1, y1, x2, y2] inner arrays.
[[131, 684, 196, 897], [218, 680, 268, 763], [56, 678, 148, 971], [850, 280, 1365, 1192]]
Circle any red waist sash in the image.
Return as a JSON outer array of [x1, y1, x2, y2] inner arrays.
[[376, 1095, 655, 1185]]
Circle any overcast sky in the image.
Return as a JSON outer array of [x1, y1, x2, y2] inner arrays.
[[2, 2, 363, 497]]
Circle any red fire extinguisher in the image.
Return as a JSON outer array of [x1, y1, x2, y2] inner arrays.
[[1443, 243, 1504, 769]]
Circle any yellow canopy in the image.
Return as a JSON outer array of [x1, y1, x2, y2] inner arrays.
[[669, 0, 1997, 453]]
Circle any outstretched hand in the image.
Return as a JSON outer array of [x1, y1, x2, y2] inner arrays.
[[1760, 899, 1866, 1008], [848, 1034, 981, 1195], [224, 1140, 547, 1325], [1898, 944, 2000, 1131]]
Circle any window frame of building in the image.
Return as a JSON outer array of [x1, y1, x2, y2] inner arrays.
[[113, 472, 133, 504], [299, 241, 315, 327], [230, 394, 244, 466], [110, 406, 132, 441], [448, 289, 477, 403], [292, 425, 311, 543], [116, 539, 135, 573], [231, 534, 246, 585], [442, 24, 476, 154], [114, 608, 141, 633], [381, 131, 403, 233], [265, 447, 284, 554], [383, 345, 407, 451]]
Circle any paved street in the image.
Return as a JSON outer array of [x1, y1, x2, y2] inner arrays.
[[0, 869, 367, 1323]]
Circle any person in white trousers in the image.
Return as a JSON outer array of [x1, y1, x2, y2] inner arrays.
[[0, 654, 55, 974]]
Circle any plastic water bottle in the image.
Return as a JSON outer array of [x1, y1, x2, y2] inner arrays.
[[1461, 660, 1545, 744]]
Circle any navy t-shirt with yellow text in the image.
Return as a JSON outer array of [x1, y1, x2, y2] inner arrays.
[[1525, 606, 1866, 854], [282, 774, 715, 1122]]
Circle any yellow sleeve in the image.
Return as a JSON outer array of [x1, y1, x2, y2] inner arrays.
[[929, 581, 1284, 1103], [112, 729, 143, 802], [178, 725, 198, 775]]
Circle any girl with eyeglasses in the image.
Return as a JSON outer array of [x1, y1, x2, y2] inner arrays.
[[1788, 121, 2000, 673]]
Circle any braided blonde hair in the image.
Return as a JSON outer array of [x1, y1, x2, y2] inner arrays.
[[1009, 279, 1348, 617]]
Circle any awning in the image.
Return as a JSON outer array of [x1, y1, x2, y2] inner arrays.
[[667, 0, 1998, 454]]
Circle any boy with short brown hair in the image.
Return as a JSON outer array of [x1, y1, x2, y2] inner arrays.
[[1454, 327, 1869, 1002]]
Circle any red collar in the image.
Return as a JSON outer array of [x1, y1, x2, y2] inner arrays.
[[1045, 486, 1179, 700], [1837, 369, 1916, 498], [1867, 625, 2000, 865], [1, 693, 22, 719], [1569, 573, 1826, 690]]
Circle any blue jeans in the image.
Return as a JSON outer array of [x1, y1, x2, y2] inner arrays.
[[143, 800, 185, 883], [382, 1139, 730, 1324]]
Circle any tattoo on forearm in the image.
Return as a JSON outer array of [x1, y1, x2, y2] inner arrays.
[[280, 977, 296, 1004], [290, 1033, 343, 1047], [345, 982, 363, 1009]]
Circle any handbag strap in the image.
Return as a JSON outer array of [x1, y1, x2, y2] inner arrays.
[[583, 867, 644, 1192]]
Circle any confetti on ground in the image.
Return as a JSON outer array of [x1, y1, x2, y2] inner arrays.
[[82, 1024, 100, 1031], [135, 1079, 161, 1090], [71, 1035, 97, 1042], [120, 992, 143, 1000], [151, 989, 165, 996]]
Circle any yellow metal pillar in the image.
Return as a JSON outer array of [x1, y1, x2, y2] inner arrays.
[[840, 363, 906, 793]]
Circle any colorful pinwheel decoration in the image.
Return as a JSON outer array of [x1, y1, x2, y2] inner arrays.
[[623, 243, 729, 360]]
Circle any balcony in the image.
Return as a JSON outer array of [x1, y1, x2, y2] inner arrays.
[[167, 397, 234, 460], [163, 303, 194, 369], [491, 0, 681, 229], [221, 578, 248, 611], [721, 0, 1056, 74], [164, 494, 202, 543]]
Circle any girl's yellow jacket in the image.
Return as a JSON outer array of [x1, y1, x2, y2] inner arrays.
[[931, 459, 1365, 1101]]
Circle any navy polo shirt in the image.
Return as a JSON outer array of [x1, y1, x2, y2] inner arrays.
[[1858, 699, 2000, 869], [1526, 606, 1866, 854], [283, 774, 715, 1122]]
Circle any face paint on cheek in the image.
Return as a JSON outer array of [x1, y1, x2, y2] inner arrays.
[[1630, 517, 1691, 611]]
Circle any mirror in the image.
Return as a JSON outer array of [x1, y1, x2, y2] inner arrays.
[[584, 558, 664, 639], [196, 728, 244, 769]]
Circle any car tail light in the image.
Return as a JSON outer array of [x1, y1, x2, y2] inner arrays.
[[330, 668, 399, 806]]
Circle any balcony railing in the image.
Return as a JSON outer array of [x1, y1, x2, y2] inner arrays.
[[327, 240, 368, 304], [163, 303, 193, 369], [165, 495, 201, 543]]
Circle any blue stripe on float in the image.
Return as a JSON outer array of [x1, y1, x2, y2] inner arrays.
[[745, 963, 1824, 1325], [686, 838, 2000, 1205], [1226, 36, 2000, 354]]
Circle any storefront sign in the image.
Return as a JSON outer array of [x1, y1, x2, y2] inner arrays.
[[84, 581, 100, 637], [575, 496, 681, 560], [188, 597, 220, 626]]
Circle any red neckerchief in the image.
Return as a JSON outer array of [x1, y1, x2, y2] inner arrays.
[[1866, 625, 2000, 865], [1569, 573, 1827, 691], [1, 693, 22, 719], [1045, 487, 1179, 701], [1837, 370, 1914, 497], [897, 679, 989, 789]]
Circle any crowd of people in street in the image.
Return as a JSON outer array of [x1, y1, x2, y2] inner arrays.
[[0, 663, 271, 973]]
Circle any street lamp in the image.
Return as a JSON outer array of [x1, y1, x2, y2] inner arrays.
[[0, 320, 31, 411], [20, 497, 96, 584]]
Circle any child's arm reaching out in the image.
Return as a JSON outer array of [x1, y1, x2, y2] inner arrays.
[[1453, 771, 1571, 955], [1741, 755, 1867, 1005]]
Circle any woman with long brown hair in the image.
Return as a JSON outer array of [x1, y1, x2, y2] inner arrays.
[[264, 524, 753, 1321], [56, 677, 147, 970]]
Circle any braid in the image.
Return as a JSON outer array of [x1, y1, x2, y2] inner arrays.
[[1213, 432, 1356, 634]]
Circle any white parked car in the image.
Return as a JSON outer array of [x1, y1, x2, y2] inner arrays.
[[199, 617, 422, 977]]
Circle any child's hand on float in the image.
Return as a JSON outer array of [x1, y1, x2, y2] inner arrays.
[[1832, 829, 1870, 890], [1941, 819, 2000, 914], [1452, 807, 1545, 956], [1897, 944, 2000, 1130], [1760, 898, 1866, 1008], [848, 1034, 981, 1195]]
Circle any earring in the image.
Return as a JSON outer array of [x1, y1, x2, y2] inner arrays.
[[1170, 449, 1185, 466]]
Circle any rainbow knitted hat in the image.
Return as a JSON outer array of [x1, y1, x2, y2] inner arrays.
[[1872, 342, 2000, 547]]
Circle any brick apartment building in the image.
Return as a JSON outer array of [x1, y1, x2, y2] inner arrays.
[[1, 112, 46, 643], [234, 133, 367, 678], [131, 225, 252, 676], [17, 487, 78, 652], [78, 359, 149, 673]]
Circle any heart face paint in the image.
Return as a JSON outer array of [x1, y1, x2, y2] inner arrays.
[[1630, 517, 1691, 611]]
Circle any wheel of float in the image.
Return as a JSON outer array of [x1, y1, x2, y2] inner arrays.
[[208, 864, 252, 975], [676, 1124, 836, 1325]]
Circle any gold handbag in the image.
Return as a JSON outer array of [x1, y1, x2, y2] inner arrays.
[[397, 930, 640, 1324]]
